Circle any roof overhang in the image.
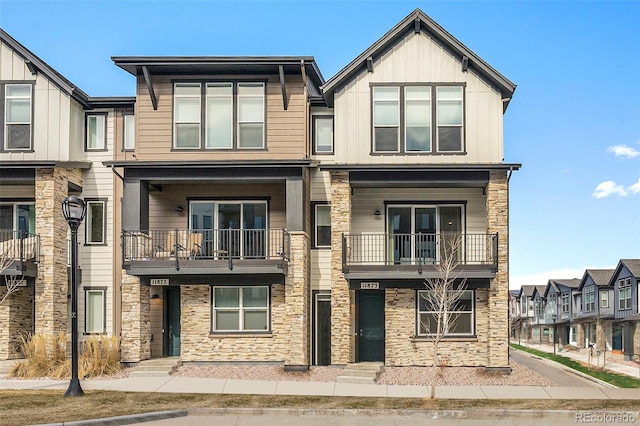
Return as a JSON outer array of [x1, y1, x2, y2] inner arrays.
[[0, 161, 92, 169], [88, 97, 136, 109]]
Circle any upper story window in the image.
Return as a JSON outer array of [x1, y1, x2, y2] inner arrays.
[[619, 278, 632, 310], [174, 81, 265, 150], [85, 200, 106, 245], [313, 204, 331, 248], [584, 285, 595, 312], [372, 84, 464, 154], [3, 83, 32, 151], [561, 293, 569, 313], [600, 291, 609, 309], [86, 114, 106, 151], [313, 116, 334, 154], [123, 113, 135, 151]]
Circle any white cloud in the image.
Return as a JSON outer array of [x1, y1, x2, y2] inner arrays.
[[629, 178, 640, 194], [607, 144, 640, 159], [510, 268, 585, 289], [592, 181, 628, 198]]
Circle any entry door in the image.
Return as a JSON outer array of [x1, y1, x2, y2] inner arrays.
[[357, 291, 385, 362], [164, 287, 181, 357], [314, 293, 331, 365]]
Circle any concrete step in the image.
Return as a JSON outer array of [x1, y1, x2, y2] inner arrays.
[[340, 368, 379, 378], [131, 357, 181, 377], [129, 370, 173, 377], [337, 362, 385, 384], [344, 362, 384, 372], [134, 364, 178, 372], [336, 375, 377, 384]]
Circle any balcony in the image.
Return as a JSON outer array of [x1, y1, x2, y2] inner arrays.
[[122, 228, 289, 279], [342, 233, 497, 281], [0, 230, 40, 277]]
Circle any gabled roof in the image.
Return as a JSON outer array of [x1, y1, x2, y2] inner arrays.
[[520, 285, 536, 298], [545, 278, 580, 297], [607, 259, 640, 286], [0, 29, 90, 108], [578, 269, 615, 291], [321, 9, 516, 109], [533, 285, 547, 298]]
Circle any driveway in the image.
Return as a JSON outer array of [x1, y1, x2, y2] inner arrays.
[[510, 349, 603, 388]]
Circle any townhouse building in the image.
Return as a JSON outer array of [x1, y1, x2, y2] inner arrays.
[[1, 9, 520, 369], [610, 259, 640, 359]]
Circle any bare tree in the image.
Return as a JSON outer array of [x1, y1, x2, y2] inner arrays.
[[419, 233, 468, 399], [0, 240, 23, 305]]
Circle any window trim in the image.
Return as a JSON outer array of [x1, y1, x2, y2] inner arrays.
[[584, 285, 595, 313], [416, 289, 475, 337], [370, 82, 466, 155], [210, 285, 271, 333], [312, 202, 331, 249], [85, 112, 108, 152], [84, 199, 107, 246], [312, 115, 334, 155], [172, 80, 267, 151], [619, 278, 632, 310], [1, 81, 35, 152], [122, 112, 135, 151], [600, 291, 609, 309], [83, 286, 107, 334], [561, 292, 569, 313]]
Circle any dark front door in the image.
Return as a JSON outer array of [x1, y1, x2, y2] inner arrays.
[[164, 287, 181, 357], [314, 293, 331, 365], [357, 291, 385, 362]]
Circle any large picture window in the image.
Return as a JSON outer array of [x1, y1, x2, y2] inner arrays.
[[4, 83, 32, 151], [417, 289, 474, 336], [174, 81, 265, 150], [85, 200, 106, 245], [372, 84, 464, 154], [211, 286, 269, 332], [84, 288, 106, 334]]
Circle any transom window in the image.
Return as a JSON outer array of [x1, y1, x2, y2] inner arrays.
[[417, 289, 474, 336], [3, 83, 32, 151], [372, 84, 464, 154], [86, 114, 106, 151], [211, 286, 269, 332], [174, 82, 265, 150], [619, 278, 632, 310], [584, 285, 595, 312]]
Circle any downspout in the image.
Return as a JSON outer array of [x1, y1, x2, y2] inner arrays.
[[110, 164, 124, 182]]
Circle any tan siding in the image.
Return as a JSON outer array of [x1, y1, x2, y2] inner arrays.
[[310, 250, 331, 290], [0, 185, 35, 199], [310, 169, 331, 201], [149, 288, 163, 357]]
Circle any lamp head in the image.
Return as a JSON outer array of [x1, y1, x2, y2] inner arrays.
[[62, 196, 86, 231]]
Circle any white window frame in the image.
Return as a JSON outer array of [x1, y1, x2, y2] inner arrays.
[[4, 83, 32, 151], [600, 291, 609, 309], [372, 86, 400, 153], [314, 204, 331, 248], [205, 82, 233, 149], [85, 200, 106, 245], [173, 82, 202, 149], [123, 113, 135, 151], [86, 114, 106, 151], [619, 279, 632, 310], [416, 289, 475, 337], [436, 86, 464, 153], [584, 285, 595, 312], [84, 287, 106, 334], [211, 285, 270, 332], [313, 115, 334, 154], [561, 293, 569, 313]]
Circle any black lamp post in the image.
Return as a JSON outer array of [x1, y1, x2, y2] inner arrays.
[[62, 195, 86, 397], [551, 313, 557, 356]]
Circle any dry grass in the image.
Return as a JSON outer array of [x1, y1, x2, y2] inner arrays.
[[1, 390, 639, 426], [9, 334, 120, 379]]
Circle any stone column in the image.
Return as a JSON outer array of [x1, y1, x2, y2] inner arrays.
[[120, 273, 151, 363], [485, 170, 510, 369], [330, 171, 353, 364], [284, 231, 310, 368], [34, 168, 82, 336], [0, 287, 34, 359]]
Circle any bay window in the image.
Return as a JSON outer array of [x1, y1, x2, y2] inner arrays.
[[211, 286, 269, 332]]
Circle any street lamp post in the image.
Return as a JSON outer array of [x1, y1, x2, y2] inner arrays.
[[551, 313, 557, 356], [62, 195, 86, 397]]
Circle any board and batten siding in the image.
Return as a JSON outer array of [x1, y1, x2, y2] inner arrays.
[[0, 41, 84, 162], [134, 74, 307, 161], [332, 31, 504, 165]]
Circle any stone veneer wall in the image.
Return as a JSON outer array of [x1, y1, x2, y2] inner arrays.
[[633, 323, 640, 356], [576, 322, 585, 348], [120, 274, 150, 363], [180, 284, 288, 362], [330, 171, 353, 364], [34, 168, 82, 336], [385, 288, 490, 366], [284, 231, 310, 366], [485, 170, 510, 368], [0, 287, 34, 359]]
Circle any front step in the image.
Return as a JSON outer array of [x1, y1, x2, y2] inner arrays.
[[129, 357, 182, 377], [337, 362, 384, 384]]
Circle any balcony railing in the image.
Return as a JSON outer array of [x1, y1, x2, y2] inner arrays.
[[0, 230, 40, 267], [342, 232, 497, 269], [122, 228, 289, 270]]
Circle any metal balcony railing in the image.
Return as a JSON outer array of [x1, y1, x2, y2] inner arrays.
[[342, 232, 497, 268], [0, 230, 40, 265]]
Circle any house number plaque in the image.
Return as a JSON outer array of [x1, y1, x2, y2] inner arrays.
[[360, 282, 380, 289], [150, 278, 170, 286]]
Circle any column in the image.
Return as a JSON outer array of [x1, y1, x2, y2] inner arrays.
[[284, 231, 310, 368], [120, 274, 151, 363]]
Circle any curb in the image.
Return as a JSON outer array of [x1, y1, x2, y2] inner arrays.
[[36, 409, 188, 426]]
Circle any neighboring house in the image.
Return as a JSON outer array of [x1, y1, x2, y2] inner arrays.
[[530, 285, 548, 343], [546, 278, 580, 346], [610, 259, 640, 360], [0, 29, 134, 359], [509, 289, 521, 341], [516, 285, 536, 343], [573, 269, 615, 351]]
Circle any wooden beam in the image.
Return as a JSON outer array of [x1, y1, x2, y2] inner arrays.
[[366, 57, 374, 73], [141, 66, 158, 111], [279, 65, 288, 110], [25, 60, 37, 75], [414, 17, 421, 33]]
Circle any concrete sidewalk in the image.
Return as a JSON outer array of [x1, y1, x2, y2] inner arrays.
[[519, 342, 640, 379], [1, 375, 638, 399]]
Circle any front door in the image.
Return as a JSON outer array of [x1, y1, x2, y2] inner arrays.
[[164, 287, 181, 357], [357, 291, 385, 362], [314, 292, 331, 365]]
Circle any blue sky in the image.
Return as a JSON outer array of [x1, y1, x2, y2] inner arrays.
[[1, 0, 638, 288]]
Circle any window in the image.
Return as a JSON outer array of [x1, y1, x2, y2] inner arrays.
[[86, 114, 106, 150], [3, 83, 32, 151], [600, 291, 609, 309], [174, 81, 265, 150], [85, 200, 106, 244], [313, 116, 334, 154], [0, 203, 35, 233], [619, 279, 632, 310], [584, 285, 595, 312], [123, 114, 135, 151], [84, 288, 106, 334], [561, 293, 569, 313], [372, 84, 464, 154], [314, 204, 331, 248], [211, 286, 269, 332], [417, 289, 474, 336]]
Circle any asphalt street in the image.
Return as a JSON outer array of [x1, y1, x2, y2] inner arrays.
[[509, 350, 601, 388]]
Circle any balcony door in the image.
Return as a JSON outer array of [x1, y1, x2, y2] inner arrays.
[[386, 205, 462, 264], [190, 201, 267, 258]]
